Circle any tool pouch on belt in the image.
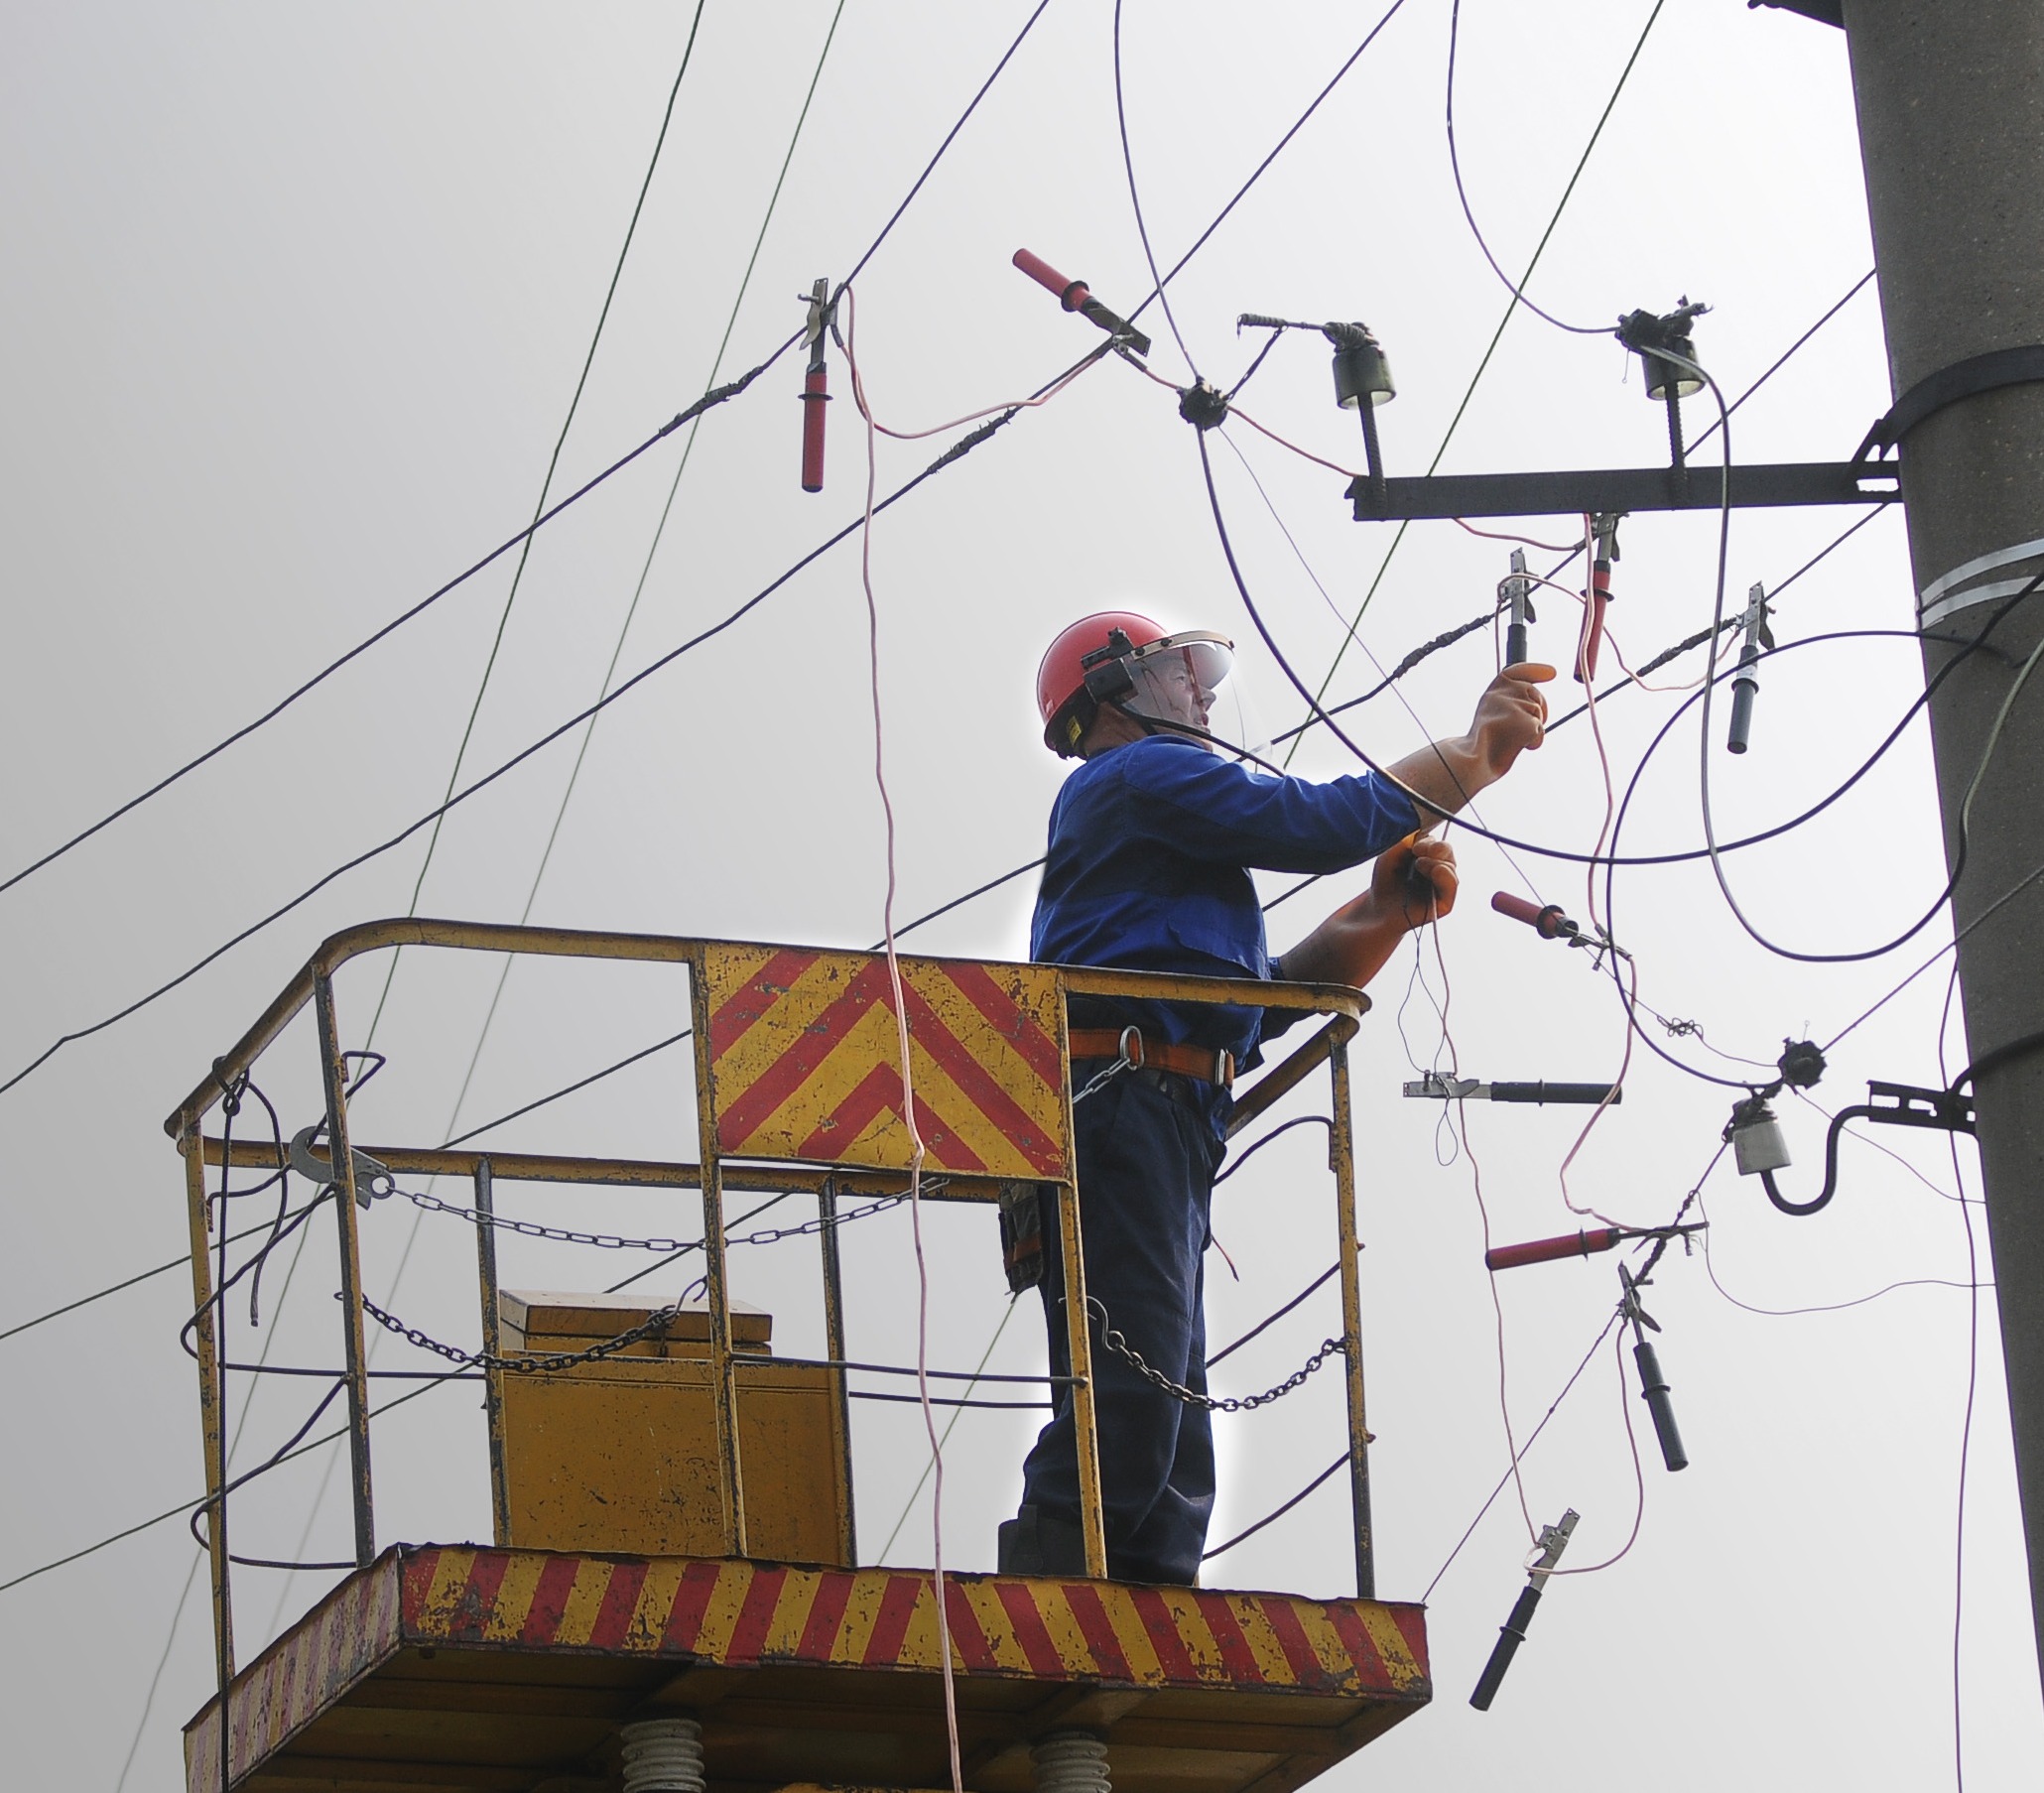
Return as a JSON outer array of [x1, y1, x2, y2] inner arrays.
[[997, 1181, 1048, 1292]]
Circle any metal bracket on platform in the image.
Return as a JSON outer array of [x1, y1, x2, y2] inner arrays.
[[290, 1123, 395, 1207]]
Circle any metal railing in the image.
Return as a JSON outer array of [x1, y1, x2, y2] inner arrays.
[[167, 918, 1375, 1679]]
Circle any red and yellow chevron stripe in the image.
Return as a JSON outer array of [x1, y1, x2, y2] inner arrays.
[[700, 945, 1069, 1180]]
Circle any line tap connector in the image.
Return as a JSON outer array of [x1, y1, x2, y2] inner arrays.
[[1470, 1508, 1579, 1711], [1404, 1072, 1622, 1107], [1726, 580, 1775, 754], [1502, 549, 1535, 667], [1489, 891, 1630, 964], [1483, 1220, 1704, 1273], [799, 277, 833, 494], [1578, 511, 1624, 684], [1620, 1260, 1690, 1473]]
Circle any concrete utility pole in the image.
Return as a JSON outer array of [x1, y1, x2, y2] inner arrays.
[[1837, 0, 2044, 1682]]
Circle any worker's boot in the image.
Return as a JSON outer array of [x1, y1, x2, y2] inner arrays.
[[997, 1504, 1086, 1576]]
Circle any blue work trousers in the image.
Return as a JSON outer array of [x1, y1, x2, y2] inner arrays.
[[1018, 1071, 1223, 1585]]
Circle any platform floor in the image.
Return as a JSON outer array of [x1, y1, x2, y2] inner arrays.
[[185, 1546, 1430, 1793]]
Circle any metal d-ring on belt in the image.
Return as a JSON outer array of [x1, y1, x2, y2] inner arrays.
[[1068, 1024, 1236, 1092]]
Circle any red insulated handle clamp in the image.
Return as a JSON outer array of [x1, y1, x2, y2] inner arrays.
[[1013, 248, 1090, 312], [1486, 1228, 1623, 1272], [800, 366, 829, 494], [1490, 891, 1568, 938]]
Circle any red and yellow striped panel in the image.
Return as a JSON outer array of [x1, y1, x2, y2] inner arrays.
[[184, 1550, 403, 1793], [701, 945, 1069, 1181], [395, 1548, 1429, 1699]]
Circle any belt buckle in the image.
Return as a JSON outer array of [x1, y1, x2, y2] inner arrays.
[[1117, 1024, 1146, 1070]]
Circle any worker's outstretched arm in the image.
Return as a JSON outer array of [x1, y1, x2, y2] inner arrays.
[[1386, 663, 1554, 822], [1280, 835, 1458, 991]]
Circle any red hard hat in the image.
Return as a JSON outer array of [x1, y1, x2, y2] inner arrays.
[[1036, 611, 1233, 758]]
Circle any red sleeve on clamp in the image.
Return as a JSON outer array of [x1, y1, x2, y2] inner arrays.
[[1491, 891, 1566, 937], [1013, 248, 1089, 312], [1486, 1228, 1622, 1271], [800, 366, 829, 494]]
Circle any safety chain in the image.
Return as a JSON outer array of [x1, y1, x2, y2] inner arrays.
[[1085, 1296, 1345, 1412], [380, 1183, 911, 1253], [356, 1293, 696, 1374]]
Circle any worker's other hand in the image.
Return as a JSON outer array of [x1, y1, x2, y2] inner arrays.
[[1466, 663, 1554, 782], [1371, 833, 1459, 928]]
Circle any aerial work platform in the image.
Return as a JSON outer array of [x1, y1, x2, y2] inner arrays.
[[185, 1546, 1428, 1792], [169, 920, 1427, 1791]]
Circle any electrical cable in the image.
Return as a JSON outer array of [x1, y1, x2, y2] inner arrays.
[[2, 0, 1042, 918], [874, 1293, 1022, 1563], [363, 0, 715, 1055], [1124, 0, 1413, 327], [842, 298, 961, 1793], [1685, 269, 1876, 455], [1205, 1263, 1340, 1366], [441, 855, 1048, 1152], [0, 1371, 457, 1600], [358, 3, 710, 1049], [1445, 0, 1612, 335], [1939, 965, 1980, 1793], [1547, 504, 1892, 735], [1113, 0, 1197, 376], [377, 0, 848, 1204], [1675, 348, 2044, 963], [1200, 1455, 1346, 1562], [0, 380, 779, 906], [1421, 1311, 1622, 1601], [832, 0, 1051, 302], [0, 379, 1060, 1102], [1289, 0, 1668, 735], [0, 1208, 321, 1345]]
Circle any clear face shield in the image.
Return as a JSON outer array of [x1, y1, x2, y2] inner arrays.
[[1120, 634, 1233, 741]]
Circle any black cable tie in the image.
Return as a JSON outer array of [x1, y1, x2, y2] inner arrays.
[[1852, 344, 2044, 462]]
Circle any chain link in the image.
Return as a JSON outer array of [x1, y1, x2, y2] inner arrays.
[[348, 1185, 917, 1372], [356, 1294, 693, 1374], [1085, 1296, 1345, 1412], [381, 1182, 911, 1253]]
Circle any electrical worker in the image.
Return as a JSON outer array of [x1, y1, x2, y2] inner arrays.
[[1000, 610, 1553, 1584]]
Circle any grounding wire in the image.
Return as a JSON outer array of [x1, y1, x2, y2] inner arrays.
[[360, 3, 710, 1050]]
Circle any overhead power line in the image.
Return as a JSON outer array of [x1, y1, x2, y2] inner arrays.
[[0, 1, 1052, 914], [0, 372, 1068, 1101], [360, 0, 710, 1049], [1291, 0, 1670, 747]]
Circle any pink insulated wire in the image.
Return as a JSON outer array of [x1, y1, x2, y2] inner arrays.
[[845, 298, 962, 1793]]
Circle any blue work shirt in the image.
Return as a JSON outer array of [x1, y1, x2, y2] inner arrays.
[[1032, 734, 1421, 1082]]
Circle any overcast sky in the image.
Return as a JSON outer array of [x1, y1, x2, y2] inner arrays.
[[4, 3, 2041, 1789]]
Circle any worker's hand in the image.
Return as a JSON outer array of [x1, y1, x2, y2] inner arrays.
[[1466, 663, 1554, 782], [1371, 832, 1459, 928]]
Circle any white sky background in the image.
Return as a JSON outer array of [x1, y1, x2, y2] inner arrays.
[[3, 1, 2041, 1787]]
